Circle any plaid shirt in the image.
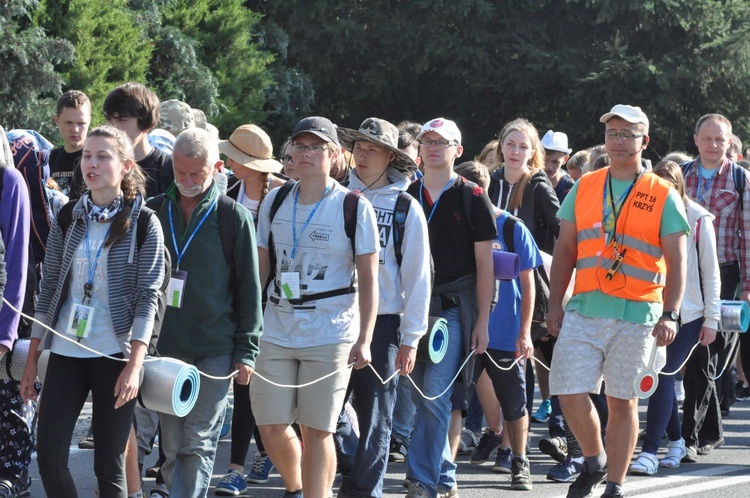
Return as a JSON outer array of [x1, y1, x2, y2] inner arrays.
[[683, 158, 750, 291]]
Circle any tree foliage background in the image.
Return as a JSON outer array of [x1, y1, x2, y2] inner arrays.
[[4, 0, 750, 160]]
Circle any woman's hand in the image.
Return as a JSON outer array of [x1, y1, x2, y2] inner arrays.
[[20, 362, 39, 404], [114, 362, 142, 409]]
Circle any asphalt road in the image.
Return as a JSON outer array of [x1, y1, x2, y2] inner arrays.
[[27, 393, 750, 497]]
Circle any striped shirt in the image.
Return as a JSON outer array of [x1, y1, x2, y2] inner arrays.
[[683, 158, 750, 291]]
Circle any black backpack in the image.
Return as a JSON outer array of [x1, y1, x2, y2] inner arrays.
[[57, 202, 172, 355], [267, 180, 361, 304], [501, 214, 551, 341]]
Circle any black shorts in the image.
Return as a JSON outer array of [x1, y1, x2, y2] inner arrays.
[[473, 349, 527, 422]]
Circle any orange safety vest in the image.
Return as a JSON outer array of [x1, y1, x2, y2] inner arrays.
[[573, 168, 672, 302]]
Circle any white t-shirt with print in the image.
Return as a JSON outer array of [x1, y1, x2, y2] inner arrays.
[[257, 182, 379, 348]]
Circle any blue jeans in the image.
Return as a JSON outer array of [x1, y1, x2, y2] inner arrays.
[[643, 318, 702, 454], [406, 307, 463, 498], [337, 315, 400, 497], [391, 372, 416, 444], [159, 355, 232, 498]]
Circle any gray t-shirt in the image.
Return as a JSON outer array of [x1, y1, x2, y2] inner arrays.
[[257, 182, 379, 348]]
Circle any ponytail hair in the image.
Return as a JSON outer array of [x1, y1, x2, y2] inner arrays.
[[86, 126, 147, 247]]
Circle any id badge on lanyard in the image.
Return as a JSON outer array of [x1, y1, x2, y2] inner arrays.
[[66, 303, 96, 339], [168, 270, 188, 308]]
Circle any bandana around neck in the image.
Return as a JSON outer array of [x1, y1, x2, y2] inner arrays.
[[84, 193, 124, 222]]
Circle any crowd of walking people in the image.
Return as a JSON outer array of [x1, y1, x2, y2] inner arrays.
[[0, 82, 749, 498]]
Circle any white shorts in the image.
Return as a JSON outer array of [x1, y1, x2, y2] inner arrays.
[[549, 310, 663, 400]]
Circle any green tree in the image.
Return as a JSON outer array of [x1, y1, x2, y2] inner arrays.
[[161, 0, 273, 135], [0, 0, 73, 135], [257, 0, 750, 158], [39, 0, 152, 124]]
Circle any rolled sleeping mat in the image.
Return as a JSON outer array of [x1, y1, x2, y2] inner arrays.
[[416, 317, 449, 364], [719, 300, 750, 333], [493, 250, 520, 280], [138, 357, 201, 417], [1, 338, 31, 381]]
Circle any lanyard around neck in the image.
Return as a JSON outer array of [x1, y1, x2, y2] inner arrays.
[[604, 170, 640, 251], [291, 182, 333, 260], [696, 162, 717, 204], [419, 175, 455, 224], [84, 221, 112, 302], [168, 197, 217, 270]]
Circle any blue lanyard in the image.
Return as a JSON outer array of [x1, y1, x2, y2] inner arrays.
[[419, 175, 455, 224], [697, 163, 716, 204], [85, 222, 112, 288], [291, 182, 333, 260], [602, 179, 638, 223], [168, 197, 218, 270]]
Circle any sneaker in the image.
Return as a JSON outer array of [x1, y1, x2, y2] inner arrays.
[[215, 469, 247, 496], [282, 491, 303, 498], [566, 461, 607, 498], [458, 429, 480, 454], [78, 435, 95, 450], [247, 452, 274, 484], [539, 436, 567, 462], [470, 429, 503, 464], [546, 455, 583, 482], [492, 446, 513, 473], [150, 486, 169, 498], [145, 466, 160, 478], [402, 477, 411, 488], [405, 481, 431, 498], [389, 439, 408, 463], [510, 456, 533, 491], [697, 438, 724, 455], [682, 445, 698, 463], [531, 399, 552, 423], [600, 492, 624, 497], [736, 381, 750, 401]]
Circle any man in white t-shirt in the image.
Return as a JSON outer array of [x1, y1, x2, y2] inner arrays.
[[250, 117, 380, 498]]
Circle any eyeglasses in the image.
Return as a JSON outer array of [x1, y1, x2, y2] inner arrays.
[[291, 144, 329, 154], [419, 139, 457, 148], [282, 155, 293, 163], [605, 131, 644, 140]]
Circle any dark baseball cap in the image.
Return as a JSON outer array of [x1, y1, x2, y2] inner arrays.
[[291, 116, 340, 147]]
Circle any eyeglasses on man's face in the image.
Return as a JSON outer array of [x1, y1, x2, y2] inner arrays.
[[604, 131, 644, 140], [418, 139, 457, 148], [291, 144, 329, 154]]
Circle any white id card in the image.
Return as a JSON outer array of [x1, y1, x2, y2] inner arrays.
[[280, 272, 301, 300], [67, 303, 96, 339], [168, 270, 188, 308]]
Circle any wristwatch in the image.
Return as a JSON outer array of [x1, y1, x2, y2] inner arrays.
[[660, 311, 679, 322]]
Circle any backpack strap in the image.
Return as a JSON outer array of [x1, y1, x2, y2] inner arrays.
[[502, 214, 518, 254], [462, 179, 475, 229], [733, 162, 745, 211], [57, 201, 77, 240], [392, 191, 413, 266], [343, 190, 362, 257], [216, 195, 236, 267], [268, 180, 297, 279]]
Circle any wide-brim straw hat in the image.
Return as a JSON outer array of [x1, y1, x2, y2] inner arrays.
[[218, 124, 282, 173]]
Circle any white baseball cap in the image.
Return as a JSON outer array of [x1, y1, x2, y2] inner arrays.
[[417, 118, 462, 145], [599, 104, 649, 128]]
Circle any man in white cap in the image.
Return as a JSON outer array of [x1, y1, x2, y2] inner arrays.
[[404, 118, 497, 498], [541, 130, 574, 203], [546, 105, 688, 498]]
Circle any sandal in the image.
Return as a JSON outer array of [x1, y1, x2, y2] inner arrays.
[[629, 452, 658, 475], [660, 438, 687, 468]]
